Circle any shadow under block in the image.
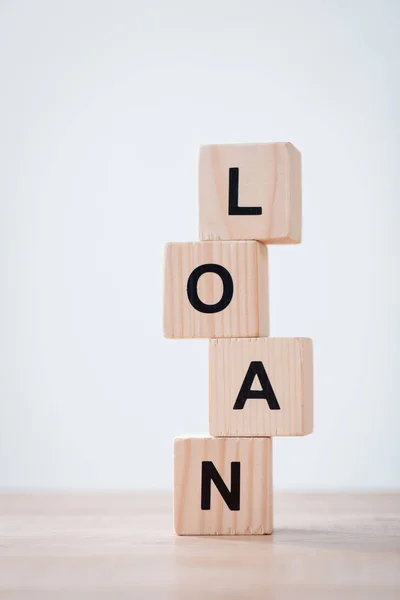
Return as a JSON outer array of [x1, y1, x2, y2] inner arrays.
[[163, 241, 269, 339], [209, 337, 313, 437], [199, 142, 301, 244], [174, 437, 273, 535]]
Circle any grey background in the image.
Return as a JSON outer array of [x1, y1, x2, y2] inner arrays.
[[0, 0, 399, 489]]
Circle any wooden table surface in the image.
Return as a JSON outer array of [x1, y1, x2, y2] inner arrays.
[[0, 492, 399, 599]]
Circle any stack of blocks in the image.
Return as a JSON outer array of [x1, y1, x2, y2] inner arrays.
[[163, 142, 313, 535]]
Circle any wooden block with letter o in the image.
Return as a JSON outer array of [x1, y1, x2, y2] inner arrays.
[[163, 241, 269, 339], [209, 337, 313, 437], [174, 436, 273, 535], [199, 142, 301, 243]]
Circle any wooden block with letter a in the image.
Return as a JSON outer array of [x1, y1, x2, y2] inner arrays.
[[174, 436, 273, 535], [199, 142, 301, 244], [209, 337, 313, 437], [163, 241, 269, 339]]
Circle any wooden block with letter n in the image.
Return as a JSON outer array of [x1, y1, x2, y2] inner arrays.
[[209, 337, 313, 437], [199, 142, 301, 243], [163, 241, 269, 339], [174, 436, 272, 535]]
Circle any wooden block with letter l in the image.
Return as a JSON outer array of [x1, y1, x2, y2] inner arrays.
[[199, 142, 301, 244], [163, 241, 269, 339], [209, 337, 313, 437], [174, 436, 272, 535]]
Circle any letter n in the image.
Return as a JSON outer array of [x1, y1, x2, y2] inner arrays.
[[201, 461, 240, 511]]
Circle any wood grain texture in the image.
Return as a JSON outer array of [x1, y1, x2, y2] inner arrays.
[[0, 492, 399, 599], [163, 241, 269, 338], [174, 436, 272, 535], [199, 142, 302, 243], [209, 337, 313, 436]]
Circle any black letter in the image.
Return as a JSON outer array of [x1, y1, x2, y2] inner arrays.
[[201, 461, 240, 511], [233, 361, 280, 410], [187, 264, 234, 314], [228, 167, 262, 215]]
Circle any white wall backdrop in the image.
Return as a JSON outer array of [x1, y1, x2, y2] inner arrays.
[[0, 0, 399, 489]]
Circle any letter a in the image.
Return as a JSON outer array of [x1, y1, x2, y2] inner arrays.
[[233, 361, 280, 410]]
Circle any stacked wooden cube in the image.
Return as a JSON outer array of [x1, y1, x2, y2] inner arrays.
[[163, 143, 313, 535]]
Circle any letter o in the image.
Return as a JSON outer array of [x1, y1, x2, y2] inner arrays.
[[186, 264, 234, 314]]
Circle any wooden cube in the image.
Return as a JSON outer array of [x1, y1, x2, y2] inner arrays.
[[163, 241, 269, 339], [174, 436, 273, 535], [209, 338, 313, 436], [199, 142, 301, 243]]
